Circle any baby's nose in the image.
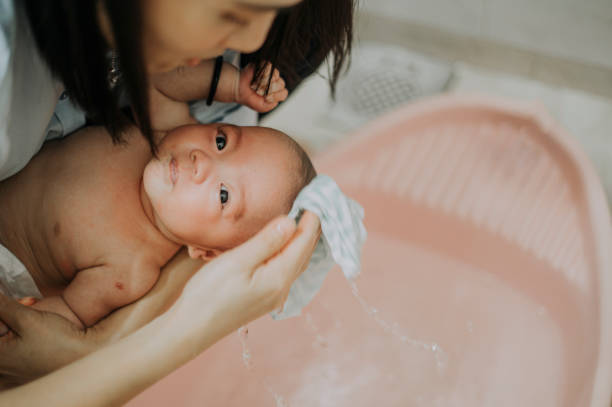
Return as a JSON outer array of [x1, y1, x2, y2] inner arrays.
[[189, 150, 211, 184]]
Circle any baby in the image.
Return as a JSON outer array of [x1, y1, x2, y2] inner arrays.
[[0, 59, 314, 329]]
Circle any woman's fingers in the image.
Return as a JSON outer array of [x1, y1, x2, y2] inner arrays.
[[0, 293, 27, 335], [254, 211, 321, 293], [290, 211, 322, 273], [225, 216, 297, 272]]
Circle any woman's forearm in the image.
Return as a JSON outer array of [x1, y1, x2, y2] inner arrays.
[[0, 304, 216, 407], [0, 213, 319, 405]]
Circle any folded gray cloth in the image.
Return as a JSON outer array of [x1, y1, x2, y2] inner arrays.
[[272, 174, 367, 319]]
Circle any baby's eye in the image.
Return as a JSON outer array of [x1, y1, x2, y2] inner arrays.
[[216, 131, 227, 151], [220, 185, 229, 207]]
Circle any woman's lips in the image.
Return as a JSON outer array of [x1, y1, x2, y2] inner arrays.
[[170, 158, 178, 186]]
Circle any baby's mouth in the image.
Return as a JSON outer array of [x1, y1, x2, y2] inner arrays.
[[170, 158, 178, 186]]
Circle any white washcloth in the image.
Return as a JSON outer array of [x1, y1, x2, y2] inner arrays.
[[271, 174, 366, 319]]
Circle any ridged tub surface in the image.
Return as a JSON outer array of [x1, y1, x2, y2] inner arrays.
[[128, 95, 612, 407]]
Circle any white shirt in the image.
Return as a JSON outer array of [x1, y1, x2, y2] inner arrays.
[[0, 0, 64, 181]]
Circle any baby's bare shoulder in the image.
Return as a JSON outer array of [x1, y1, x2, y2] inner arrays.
[[64, 257, 163, 327], [102, 255, 163, 299]]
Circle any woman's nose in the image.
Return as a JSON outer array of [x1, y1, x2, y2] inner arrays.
[[189, 150, 211, 184]]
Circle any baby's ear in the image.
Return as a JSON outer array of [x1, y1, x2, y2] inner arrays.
[[187, 246, 222, 261]]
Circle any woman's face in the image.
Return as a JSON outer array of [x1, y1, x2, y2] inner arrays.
[[139, 0, 302, 73]]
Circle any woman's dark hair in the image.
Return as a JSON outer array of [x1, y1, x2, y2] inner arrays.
[[23, 0, 150, 147], [23, 0, 354, 152], [244, 0, 355, 97]]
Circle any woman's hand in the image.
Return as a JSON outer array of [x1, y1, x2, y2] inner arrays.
[[0, 295, 93, 387], [173, 211, 320, 341], [0, 213, 320, 406], [0, 250, 203, 387], [0, 211, 319, 390]]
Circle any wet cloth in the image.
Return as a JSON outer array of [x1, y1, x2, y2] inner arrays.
[[272, 174, 367, 319], [0, 241, 41, 300]]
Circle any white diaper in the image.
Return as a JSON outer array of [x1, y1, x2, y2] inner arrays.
[[0, 241, 41, 299]]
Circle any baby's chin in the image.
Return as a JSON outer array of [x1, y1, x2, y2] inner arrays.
[[141, 159, 171, 223], [143, 158, 170, 193]]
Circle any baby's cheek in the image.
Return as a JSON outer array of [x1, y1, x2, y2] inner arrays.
[[143, 161, 166, 199]]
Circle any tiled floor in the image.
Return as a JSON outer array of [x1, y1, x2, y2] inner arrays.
[[262, 34, 612, 208]]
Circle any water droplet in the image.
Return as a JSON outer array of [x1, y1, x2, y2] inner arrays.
[[237, 326, 253, 369], [348, 281, 449, 375], [274, 393, 289, 407]]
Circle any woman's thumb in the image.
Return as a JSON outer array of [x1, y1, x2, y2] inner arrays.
[[0, 293, 29, 334]]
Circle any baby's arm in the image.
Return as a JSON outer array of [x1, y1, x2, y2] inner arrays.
[[148, 60, 287, 133], [32, 265, 160, 328], [152, 61, 287, 112], [152, 60, 236, 103]]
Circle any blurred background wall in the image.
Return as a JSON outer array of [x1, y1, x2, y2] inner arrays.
[[359, 0, 612, 98], [263, 0, 612, 204], [362, 0, 612, 69]]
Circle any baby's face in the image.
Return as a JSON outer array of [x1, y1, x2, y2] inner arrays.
[[143, 123, 295, 257]]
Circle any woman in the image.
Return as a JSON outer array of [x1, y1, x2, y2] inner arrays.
[[0, 0, 352, 393], [1, 0, 353, 178]]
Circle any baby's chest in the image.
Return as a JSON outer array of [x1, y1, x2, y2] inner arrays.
[[54, 197, 152, 281]]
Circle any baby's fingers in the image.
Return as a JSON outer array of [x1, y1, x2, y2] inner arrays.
[[253, 66, 283, 94], [268, 77, 285, 93], [264, 88, 288, 104], [223, 216, 296, 272]]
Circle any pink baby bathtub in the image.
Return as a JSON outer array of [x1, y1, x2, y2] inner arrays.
[[128, 95, 612, 407]]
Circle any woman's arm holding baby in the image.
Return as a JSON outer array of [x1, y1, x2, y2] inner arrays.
[[0, 213, 320, 406], [0, 252, 200, 386]]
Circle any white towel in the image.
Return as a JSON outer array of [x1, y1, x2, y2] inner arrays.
[[0, 241, 41, 299], [271, 174, 366, 319]]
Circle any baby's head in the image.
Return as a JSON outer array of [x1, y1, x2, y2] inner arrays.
[[143, 123, 315, 260]]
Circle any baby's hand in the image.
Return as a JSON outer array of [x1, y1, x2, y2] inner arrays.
[[236, 63, 288, 113]]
